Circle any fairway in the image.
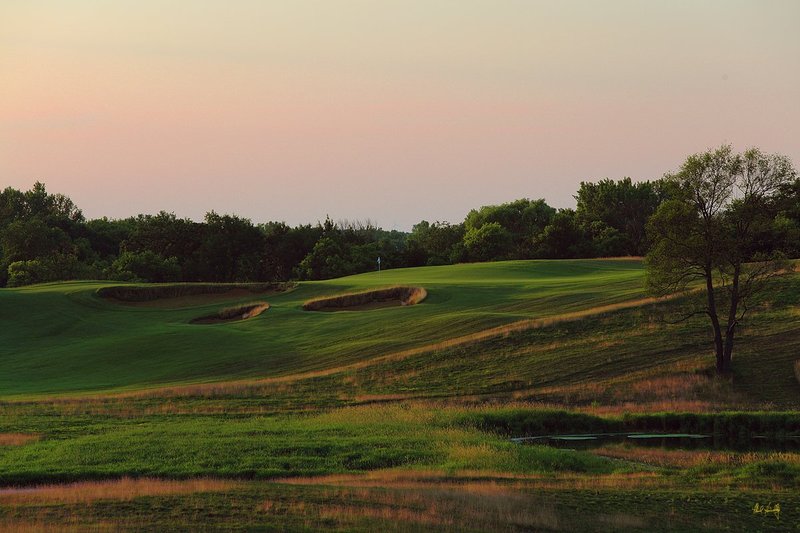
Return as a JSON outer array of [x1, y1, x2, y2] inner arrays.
[[0, 259, 645, 396]]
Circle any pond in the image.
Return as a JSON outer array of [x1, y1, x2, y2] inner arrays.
[[511, 433, 800, 451]]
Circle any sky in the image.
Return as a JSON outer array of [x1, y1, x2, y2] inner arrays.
[[2, 1, 799, 230]]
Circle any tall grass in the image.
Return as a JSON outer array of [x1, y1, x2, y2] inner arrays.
[[0, 478, 236, 505]]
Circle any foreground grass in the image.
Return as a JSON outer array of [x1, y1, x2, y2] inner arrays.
[[0, 405, 621, 485], [3, 404, 800, 491], [0, 404, 799, 531], [1, 477, 795, 531]]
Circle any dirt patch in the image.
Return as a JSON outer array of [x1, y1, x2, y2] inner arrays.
[[303, 286, 427, 312], [191, 302, 270, 324], [98, 283, 293, 309], [0, 433, 40, 446]]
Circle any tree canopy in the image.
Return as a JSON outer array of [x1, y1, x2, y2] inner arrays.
[[1, 154, 795, 290], [646, 145, 797, 373]]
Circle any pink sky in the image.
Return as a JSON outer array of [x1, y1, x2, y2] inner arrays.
[[2, 1, 799, 230]]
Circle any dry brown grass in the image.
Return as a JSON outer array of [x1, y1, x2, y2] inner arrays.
[[0, 433, 40, 446], [0, 519, 119, 532], [263, 477, 564, 530], [627, 374, 707, 398], [352, 393, 414, 403], [275, 468, 666, 491], [591, 446, 800, 469], [508, 355, 746, 412], [0, 478, 237, 505], [580, 400, 714, 415], [302, 286, 427, 311]]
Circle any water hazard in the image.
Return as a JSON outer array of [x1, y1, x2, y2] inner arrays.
[[512, 433, 800, 451]]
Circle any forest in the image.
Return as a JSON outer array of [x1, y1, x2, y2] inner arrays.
[[1, 174, 798, 287]]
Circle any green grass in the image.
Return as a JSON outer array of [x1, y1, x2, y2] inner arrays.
[[1, 404, 799, 531], [3, 258, 800, 530], [0, 405, 621, 485], [0, 259, 646, 396]]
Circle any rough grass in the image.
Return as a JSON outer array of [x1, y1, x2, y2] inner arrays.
[[0, 477, 236, 505], [0, 404, 798, 530], [302, 286, 427, 311]]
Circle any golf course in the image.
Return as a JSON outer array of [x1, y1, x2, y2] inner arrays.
[[2, 258, 800, 531]]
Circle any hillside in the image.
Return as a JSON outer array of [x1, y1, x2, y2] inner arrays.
[[0, 259, 646, 397], [2, 259, 800, 531]]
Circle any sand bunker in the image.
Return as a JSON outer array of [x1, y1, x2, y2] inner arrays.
[[98, 283, 293, 309], [303, 286, 427, 312], [191, 302, 269, 324]]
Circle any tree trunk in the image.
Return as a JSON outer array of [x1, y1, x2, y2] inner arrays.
[[722, 264, 742, 373], [705, 270, 725, 373]]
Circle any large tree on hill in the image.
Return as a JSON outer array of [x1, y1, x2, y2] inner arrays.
[[646, 145, 796, 374]]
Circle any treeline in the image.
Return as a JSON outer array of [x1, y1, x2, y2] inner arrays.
[[1, 177, 798, 287]]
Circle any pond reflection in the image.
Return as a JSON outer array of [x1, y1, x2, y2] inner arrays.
[[512, 433, 800, 451]]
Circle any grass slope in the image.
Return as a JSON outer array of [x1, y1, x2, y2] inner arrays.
[[2, 259, 800, 530], [0, 259, 645, 396]]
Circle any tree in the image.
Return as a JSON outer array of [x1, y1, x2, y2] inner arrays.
[[406, 221, 465, 266], [260, 222, 322, 281], [646, 145, 796, 374], [121, 212, 203, 280], [464, 199, 555, 259], [575, 178, 665, 255], [196, 212, 265, 282], [463, 222, 512, 262], [297, 236, 349, 280], [532, 209, 593, 259], [110, 250, 181, 282]]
